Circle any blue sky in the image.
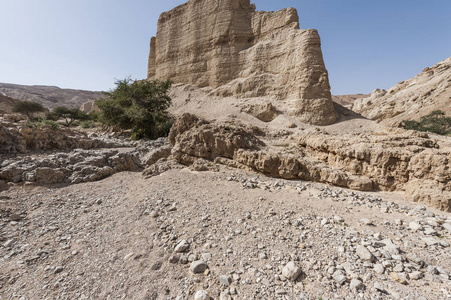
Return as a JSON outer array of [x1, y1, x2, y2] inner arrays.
[[1, 0, 450, 95]]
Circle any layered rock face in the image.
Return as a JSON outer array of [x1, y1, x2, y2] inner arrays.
[[168, 114, 451, 211], [148, 0, 337, 125], [353, 57, 451, 125]]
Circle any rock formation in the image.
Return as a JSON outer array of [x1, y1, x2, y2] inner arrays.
[[148, 0, 337, 125], [168, 114, 451, 211], [353, 57, 451, 125]]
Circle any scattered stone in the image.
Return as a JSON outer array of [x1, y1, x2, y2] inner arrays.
[[194, 290, 210, 300], [168, 255, 180, 264], [360, 218, 373, 226], [350, 278, 365, 291], [374, 264, 385, 274], [356, 245, 375, 262], [333, 270, 347, 285], [219, 275, 232, 286], [174, 240, 190, 253], [281, 261, 302, 281], [409, 222, 422, 231], [409, 271, 424, 280], [390, 272, 408, 284], [190, 260, 208, 274]]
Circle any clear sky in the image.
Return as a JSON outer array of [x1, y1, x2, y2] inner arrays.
[[1, 0, 450, 95]]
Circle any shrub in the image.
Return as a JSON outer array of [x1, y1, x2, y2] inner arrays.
[[80, 120, 96, 129], [49, 106, 90, 126], [402, 110, 451, 135], [23, 119, 59, 130], [97, 77, 173, 140], [12, 101, 46, 120]]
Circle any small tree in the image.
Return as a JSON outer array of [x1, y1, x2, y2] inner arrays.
[[97, 78, 173, 139], [48, 106, 90, 126], [12, 101, 45, 120], [402, 110, 451, 135]]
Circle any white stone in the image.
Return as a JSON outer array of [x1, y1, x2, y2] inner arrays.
[[194, 290, 210, 300], [282, 261, 302, 281]]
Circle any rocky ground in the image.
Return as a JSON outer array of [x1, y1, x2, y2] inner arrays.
[[1, 161, 450, 300], [1, 82, 450, 299]]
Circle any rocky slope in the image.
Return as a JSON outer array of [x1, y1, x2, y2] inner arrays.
[[332, 94, 369, 108], [0, 94, 19, 114], [353, 57, 451, 125], [0, 82, 104, 110], [148, 0, 337, 125]]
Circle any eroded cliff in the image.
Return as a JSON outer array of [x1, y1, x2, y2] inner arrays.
[[148, 0, 337, 125]]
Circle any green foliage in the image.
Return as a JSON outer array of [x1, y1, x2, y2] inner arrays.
[[12, 101, 45, 120], [97, 77, 173, 140], [79, 120, 96, 129], [402, 110, 451, 135], [24, 119, 59, 130], [49, 106, 90, 126]]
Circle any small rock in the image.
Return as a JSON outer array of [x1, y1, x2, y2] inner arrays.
[[333, 270, 347, 285], [168, 255, 180, 264], [54, 266, 64, 274], [356, 245, 375, 262], [360, 218, 373, 226], [282, 261, 302, 281], [390, 272, 408, 284], [423, 227, 436, 235], [219, 293, 231, 300], [174, 240, 190, 253], [374, 282, 385, 292], [194, 290, 210, 300], [374, 264, 385, 274], [409, 271, 424, 280], [219, 275, 232, 286], [350, 278, 365, 291], [9, 213, 23, 221], [409, 222, 422, 231], [422, 237, 439, 246], [123, 252, 134, 260], [190, 260, 208, 274], [334, 215, 344, 223], [275, 288, 287, 295]]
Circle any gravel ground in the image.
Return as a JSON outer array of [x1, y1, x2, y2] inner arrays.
[[1, 166, 450, 300]]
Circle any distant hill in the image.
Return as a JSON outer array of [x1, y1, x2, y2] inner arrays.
[[332, 94, 369, 107], [0, 83, 105, 110], [0, 94, 20, 114]]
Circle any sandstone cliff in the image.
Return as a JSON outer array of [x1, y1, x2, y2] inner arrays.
[[353, 57, 451, 125], [148, 0, 337, 125]]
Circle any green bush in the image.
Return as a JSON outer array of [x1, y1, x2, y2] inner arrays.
[[402, 110, 451, 135], [80, 120, 96, 129], [24, 119, 59, 130], [97, 77, 173, 140], [48, 106, 90, 126], [12, 101, 46, 120]]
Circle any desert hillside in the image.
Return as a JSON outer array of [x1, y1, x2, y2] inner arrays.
[[353, 57, 451, 125], [1, 0, 451, 299], [0, 94, 19, 114], [332, 94, 369, 107], [0, 82, 105, 109]]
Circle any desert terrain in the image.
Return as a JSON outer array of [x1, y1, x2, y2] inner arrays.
[[1, 0, 451, 299]]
